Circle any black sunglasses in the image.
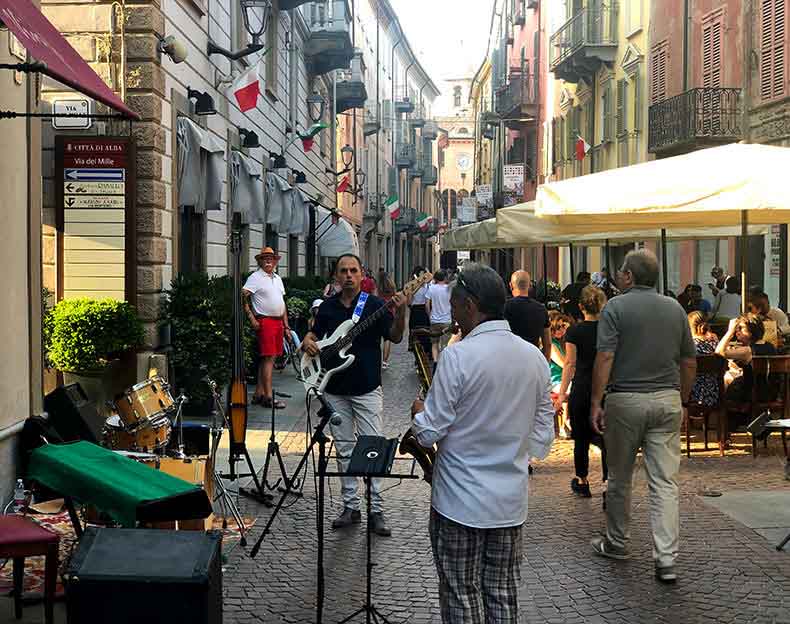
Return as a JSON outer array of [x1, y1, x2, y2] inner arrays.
[[455, 272, 478, 300]]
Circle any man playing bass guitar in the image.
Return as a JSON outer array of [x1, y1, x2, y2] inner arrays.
[[301, 253, 410, 537]]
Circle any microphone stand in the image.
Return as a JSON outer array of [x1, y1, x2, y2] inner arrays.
[[249, 391, 338, 624]]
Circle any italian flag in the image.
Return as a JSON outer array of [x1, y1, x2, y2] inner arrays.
[[417, 212, 432, 231], [228, 63, 261, 113], [385, 195, 400, 220], [336, 175, 351, 194], [575, 135, 591, 161]]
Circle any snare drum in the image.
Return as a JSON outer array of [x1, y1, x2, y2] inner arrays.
[[115, 376, 174, 428], [103, 414, 172, 452]]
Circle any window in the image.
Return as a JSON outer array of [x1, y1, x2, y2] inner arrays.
[[650, 41, 669, 104], [453, 86, 462, 107], [702, 10, 724, 88], [457, 127, 469, 134], [625, 0, 643, 35], [265, 0, 280, 97], [601, 81, 613, 143], [760, 0, 786, 101], [616, 78, 628, 136]]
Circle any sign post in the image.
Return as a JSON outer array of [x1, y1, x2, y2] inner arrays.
[[55, 137, 136, 303]]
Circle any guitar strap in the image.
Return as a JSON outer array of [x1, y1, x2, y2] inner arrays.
[[352, 292, 369, 324]]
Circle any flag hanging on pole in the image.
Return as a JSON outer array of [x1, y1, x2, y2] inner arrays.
[[385, 194, 400, 220], [417, 212, 431, 231], [228, 63, 261, 113], [301, 137, 315, 152], [298, 122, 329, 153], [575, 135, 591, 161], [336, 175, 351, 194]]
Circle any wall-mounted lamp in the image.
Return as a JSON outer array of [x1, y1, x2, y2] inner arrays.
[[207, 0, 271, 61], [307, 91, 327, 124], [239, 128, 260, 148], [269, 151, 288, 169], [187, 87, 216, 116], [157, 35, 188, 64], [292, 170, 308, 184], [326, 144, 355, 176]]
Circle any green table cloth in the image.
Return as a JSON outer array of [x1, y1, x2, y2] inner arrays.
[[28, 441, 209, 527]]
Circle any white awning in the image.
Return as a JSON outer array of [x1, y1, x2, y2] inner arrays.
[[230, 151, 265, 224], [316, 208, 360, 257], [176, 117, 223, 212]]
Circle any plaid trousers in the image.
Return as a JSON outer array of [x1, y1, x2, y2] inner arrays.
[[429, 509, 523, 624]]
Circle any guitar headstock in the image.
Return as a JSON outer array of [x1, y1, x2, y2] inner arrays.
[[402, 271, 433, 298]]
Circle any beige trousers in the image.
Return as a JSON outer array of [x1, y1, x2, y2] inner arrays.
[[604, 389, 682, 569]]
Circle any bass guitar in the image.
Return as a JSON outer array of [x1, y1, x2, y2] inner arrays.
[[300, 272, 433, 394]]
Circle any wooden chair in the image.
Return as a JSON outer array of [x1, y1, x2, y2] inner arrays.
[[685, 354, 727, 458], [0, 514, 59, 624], [725, 355, 790, 457]]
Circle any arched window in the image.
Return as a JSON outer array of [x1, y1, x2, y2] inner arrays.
[[453, 86, 462, 107], [457, 127, 469, 135]]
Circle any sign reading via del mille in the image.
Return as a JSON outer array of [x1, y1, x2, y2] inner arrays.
[[55, 137, 136, 303]]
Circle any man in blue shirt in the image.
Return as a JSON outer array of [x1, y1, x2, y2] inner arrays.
[[302, 254, 409, 536]]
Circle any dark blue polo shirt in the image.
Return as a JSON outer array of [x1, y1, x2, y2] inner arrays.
[[312, 292, 394, 396]]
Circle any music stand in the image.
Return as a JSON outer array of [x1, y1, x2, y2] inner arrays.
[[327, 437, 419, 624]]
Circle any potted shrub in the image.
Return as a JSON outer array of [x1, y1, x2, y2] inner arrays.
[[44, 298, 144, 417], [286, 296, 310, 339], [160, 273, 253, 416]]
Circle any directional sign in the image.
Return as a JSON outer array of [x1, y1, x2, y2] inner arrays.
[[64, 181, 125, 195], [65, 168, 125, 182], [64, 195, 126, 209]]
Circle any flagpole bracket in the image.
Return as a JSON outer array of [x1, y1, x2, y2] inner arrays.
[[214, 68, 235, 89], [207, 41, 265, 62]]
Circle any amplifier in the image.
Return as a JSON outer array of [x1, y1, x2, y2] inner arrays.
[[166, 421, 211, 456], [44, 384, 102, 444], [66, 527, 222, 624]]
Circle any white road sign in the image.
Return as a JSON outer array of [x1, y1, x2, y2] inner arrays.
[[64, 181, 125, 195], [52, 98, 93, 130], [64, 195, 125, 209]]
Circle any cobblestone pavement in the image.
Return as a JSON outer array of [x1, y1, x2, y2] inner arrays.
[[222, 341, 790, 624]]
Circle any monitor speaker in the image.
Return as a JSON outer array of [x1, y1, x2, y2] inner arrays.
[[66, 527, 222, 624], [43, 384, 102, 444]]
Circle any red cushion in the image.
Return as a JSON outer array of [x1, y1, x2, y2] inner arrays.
[[0, 515, 59, 547]]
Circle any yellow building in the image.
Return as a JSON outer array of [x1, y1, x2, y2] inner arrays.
[[549, 0, 651, 278]]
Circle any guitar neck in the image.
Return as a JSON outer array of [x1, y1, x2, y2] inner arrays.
[[334, 302, 391, 351]]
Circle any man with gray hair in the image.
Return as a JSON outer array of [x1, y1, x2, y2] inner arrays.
[[590, 249, 697, 583], [411, 263, 555, 623]]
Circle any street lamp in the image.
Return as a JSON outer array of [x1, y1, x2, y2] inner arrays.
[[326, 144, 355, 176], [307, 91, 327, 124], [239, 128, 261, 148], [207, 0, 272, 61]]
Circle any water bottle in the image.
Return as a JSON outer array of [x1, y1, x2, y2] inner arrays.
[[13, 479, 25, 514]]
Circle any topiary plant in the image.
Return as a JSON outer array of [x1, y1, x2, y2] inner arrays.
[[286, 296, 309, 320], [44, 298, 144, 372]]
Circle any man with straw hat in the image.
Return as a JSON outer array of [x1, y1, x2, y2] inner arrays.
[[243, 246, 290, 409]]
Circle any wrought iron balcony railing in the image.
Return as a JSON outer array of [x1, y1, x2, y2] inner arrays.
[[495, 71, 537, 119], [648, 87, 742, 155], [395, 142, 416, 168], [549, 6, 617, 74], [422, 120, 439, 140]]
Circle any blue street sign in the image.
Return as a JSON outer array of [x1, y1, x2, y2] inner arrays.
[[64, 168, 125, 182]]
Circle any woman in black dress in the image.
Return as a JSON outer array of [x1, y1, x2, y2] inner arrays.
[[556, 285, 608, 500]]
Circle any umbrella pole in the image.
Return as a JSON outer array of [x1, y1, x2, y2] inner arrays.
[[661, 228, 668, 295], [569, 242, 575, 286], [605, 239, 612, 285], [542, 244, 548, 304], [741, 209, 748, 314]]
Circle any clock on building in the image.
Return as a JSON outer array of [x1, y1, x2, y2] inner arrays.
[[456, 153, 472, 172]]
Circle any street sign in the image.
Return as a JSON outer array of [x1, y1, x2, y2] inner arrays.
[[65, 168, 125, 182], [52, 98, 93, 130], [64, 181, 125, 195], [64, 195, 125, 209]]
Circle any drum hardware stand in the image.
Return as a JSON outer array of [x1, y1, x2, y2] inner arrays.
[[169, 392, 189, 459], [206, 380, 249, 546], [259, 387, 303, 497]]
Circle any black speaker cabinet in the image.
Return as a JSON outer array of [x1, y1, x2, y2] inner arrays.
[[66, 528, 222, 624], [43, 384, 101, 444], [166, 421, 211, 456]]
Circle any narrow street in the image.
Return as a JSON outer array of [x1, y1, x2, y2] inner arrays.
[[222, 341, 790, 624]]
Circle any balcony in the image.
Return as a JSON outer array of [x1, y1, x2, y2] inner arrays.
[[422, 165, 438, 186], [648, 87, 742, 156], [304, 0, 353, 76], [395, 208, 417, 231], [335, 53, 367, 113], [409, 151, 424, 179], [549, 6, 617, 84], [394, 92, 415, 115], [514, 0, 526, 25], [395, 142, 416, 168], [411, 104, 425, 129], [423, 120, 438, 140], [495, 70, 538, 128]]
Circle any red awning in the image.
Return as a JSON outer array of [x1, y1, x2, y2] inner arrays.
[[0, 0, 139, 119]]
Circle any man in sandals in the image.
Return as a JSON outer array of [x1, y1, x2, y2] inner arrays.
[[590, 249, 697, 584], [243, 246, 290, 410]]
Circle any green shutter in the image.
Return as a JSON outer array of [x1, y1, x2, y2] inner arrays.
[[633, 70, 642, 133], [603, 82, 613, 142], [616, 79, 626, 136]]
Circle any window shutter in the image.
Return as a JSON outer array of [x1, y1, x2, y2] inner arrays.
[[702, 12, 723, 88], [616, 78, 627, 136], [633, 69, 642, 133], [603, 83, 613, 142], [650, 42, 668, 104], [566, 109, 576, 157], [760, 0, 787, 100]]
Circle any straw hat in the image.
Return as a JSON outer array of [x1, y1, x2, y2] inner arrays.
[[255, 246, 280, 261]]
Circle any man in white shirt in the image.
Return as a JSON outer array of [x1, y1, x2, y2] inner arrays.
[[411, 263, 555, 624], [426, 270, 452, 361], [242, 247, 290, 409]]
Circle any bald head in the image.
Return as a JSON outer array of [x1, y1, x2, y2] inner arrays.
[[510, 270, 532, 296]]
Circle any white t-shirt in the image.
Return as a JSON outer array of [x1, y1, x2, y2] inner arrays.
[[412, 283, 430, 306], [426, 283, 452, 324], [243, 269, 286, 317]]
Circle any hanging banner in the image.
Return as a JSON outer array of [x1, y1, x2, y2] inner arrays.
[[503, 164, 524, 207], [476, 184, 493, 220], [459, 197, 478, 223]]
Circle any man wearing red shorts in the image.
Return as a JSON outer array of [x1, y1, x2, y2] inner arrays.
[[243, 247, 289, 409]]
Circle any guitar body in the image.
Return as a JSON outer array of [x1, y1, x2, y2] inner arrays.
[[300, 320, 357, 393]]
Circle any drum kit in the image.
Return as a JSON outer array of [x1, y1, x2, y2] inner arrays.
[[102, 376, 180, 454]]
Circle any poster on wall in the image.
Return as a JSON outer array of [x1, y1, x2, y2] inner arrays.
[[476, 184, 493, 220], [459, 198, 478, 223], [503, 164, 524, 207], [771, 224, 782, 277]]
